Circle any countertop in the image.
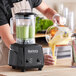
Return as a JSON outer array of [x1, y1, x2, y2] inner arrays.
[[0, 58, 76, 76]]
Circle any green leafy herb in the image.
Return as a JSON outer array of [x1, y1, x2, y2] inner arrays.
[[35, 16, 54, 33]]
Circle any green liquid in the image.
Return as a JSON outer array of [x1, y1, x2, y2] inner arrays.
[[16, 25, 35, 40], [16, 26, 29, 40], [29, 26, 35, 38]]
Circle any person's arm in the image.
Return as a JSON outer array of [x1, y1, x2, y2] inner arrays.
[[36, 1, 60, 23], [0, 24, 16, 48], [36, 1, 57, 19], [35, 1, 59, 65]]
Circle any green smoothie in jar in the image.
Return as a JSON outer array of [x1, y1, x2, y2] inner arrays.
[[29, 25, 35, 38], [16, 26, 29, 40]]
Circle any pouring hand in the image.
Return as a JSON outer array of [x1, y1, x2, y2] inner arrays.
[[53, 14, 66, 25], [53, 14, 60, 25]]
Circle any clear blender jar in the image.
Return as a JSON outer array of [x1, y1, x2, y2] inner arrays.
[[10, 12, 36, 44]]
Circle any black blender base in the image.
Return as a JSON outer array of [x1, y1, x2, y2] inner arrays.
[[9, 43, 44, 72]]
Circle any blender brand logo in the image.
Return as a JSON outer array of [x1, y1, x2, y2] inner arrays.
[[28, 50, 38, 53]]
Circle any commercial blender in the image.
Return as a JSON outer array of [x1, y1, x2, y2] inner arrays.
[[8, 0, 44, 72]]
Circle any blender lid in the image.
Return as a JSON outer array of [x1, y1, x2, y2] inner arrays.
[[15, 12, 36, 19], [15, 12, 36, 16]]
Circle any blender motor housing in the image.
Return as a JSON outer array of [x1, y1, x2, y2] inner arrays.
[[8, 43, 44, 72]]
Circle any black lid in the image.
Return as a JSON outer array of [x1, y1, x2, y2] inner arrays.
[[15, 12, 36, 19], [15, 12, 36, 16]]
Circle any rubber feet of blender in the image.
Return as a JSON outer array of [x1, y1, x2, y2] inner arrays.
[[21, 69, 25, 72], [38, 68, 42, 71], [12, 66, 16, 69]]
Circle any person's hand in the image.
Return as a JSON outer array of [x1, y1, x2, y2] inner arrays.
[[53, 14, 60, 24], [53, 14, 66, 25], [44, 54, 54, 65]]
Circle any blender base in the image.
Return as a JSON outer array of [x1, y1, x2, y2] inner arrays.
[[8, 43, 44, 72]]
